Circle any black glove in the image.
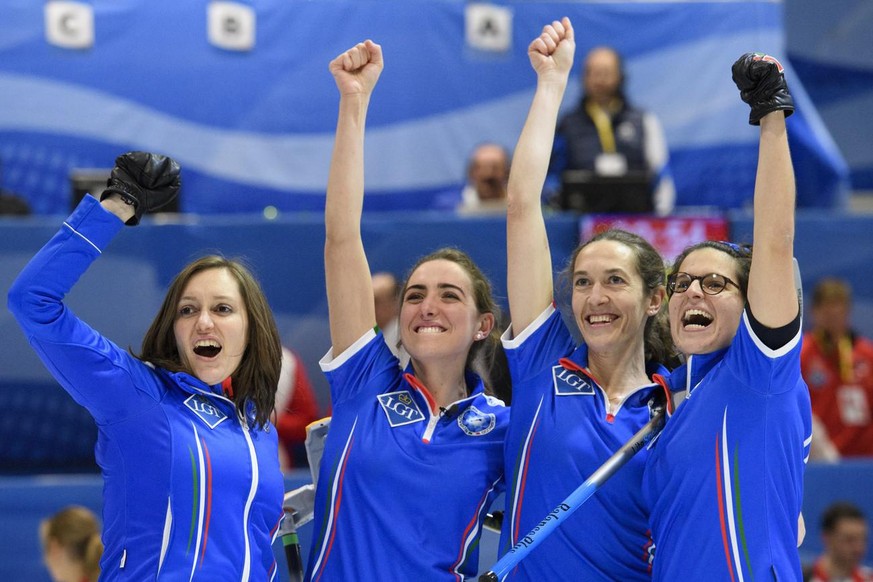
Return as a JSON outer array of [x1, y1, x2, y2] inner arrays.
[[731, 52, 794, 125], [100, 151, 181, 225]]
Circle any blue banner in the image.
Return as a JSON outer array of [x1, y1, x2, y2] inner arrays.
[[0, 1, 850, 214]]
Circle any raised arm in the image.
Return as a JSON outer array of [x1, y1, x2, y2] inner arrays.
[[324, 41, 384, 355], [101, 194, 136, 223], [732, 53, 797, 327], [506, 18, 575, 335], [8, 152, 180, 423]]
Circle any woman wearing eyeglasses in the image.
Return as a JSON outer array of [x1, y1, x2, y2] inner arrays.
[[496, 18, 678, 579], [642, 54, 812, 581]]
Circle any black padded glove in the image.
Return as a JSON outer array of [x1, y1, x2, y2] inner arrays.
[[732, 52, 794, 126], [100, 151, 181, 225]]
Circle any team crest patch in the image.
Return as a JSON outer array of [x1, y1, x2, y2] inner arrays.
[[377, 391, 425, 427], [457, 406, 496, 437], [552, 364, 596, 396], [184, 394, 228, 429]]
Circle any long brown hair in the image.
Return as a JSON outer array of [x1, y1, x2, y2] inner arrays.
[[138, 256, 282, 427], [401, 247, 511, 403], [559, 229, 678, 367]]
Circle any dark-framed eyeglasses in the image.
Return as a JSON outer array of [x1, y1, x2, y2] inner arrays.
[[667, 272, 739, 297]]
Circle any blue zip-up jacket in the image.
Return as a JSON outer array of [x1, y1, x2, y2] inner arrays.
[[7, 196, 285, 581], [499, 305, 667, 580], [306, 329, 508, 581], [643, 311, 811, 581]]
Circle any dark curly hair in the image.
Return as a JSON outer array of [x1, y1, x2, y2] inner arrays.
[[557, 229, 678, 367], [670, 241, 753, 299]]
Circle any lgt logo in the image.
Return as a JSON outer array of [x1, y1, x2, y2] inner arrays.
[[377, 391, 425, 427], [185, 395, 229, 429], [552, 365, 595, 396]]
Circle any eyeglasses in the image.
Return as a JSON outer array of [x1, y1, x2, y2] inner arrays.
[[667, 272, 739, 297]]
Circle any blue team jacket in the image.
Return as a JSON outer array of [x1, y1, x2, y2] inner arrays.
[[306, 329, 508, 581], [499, 305, 665, 580], [643, 312, 811, 581], [7, 196, 285, 581]]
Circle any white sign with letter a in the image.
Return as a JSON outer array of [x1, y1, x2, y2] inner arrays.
[[465, 3, 512, 53]]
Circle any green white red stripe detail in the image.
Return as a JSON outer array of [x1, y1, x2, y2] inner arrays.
[[451, 475, 503, 579], [510, 396, 544, 544], [716, 407, 754, 581], [310, 417, 357, 580], [187, 422, 211, 581]]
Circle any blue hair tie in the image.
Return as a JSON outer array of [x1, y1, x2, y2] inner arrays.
[[715, 241, 752, 256]]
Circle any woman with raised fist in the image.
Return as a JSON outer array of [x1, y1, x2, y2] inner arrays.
[[307, 40, 510, 581], [642, 53, 811, 580], [8, 152, 285, 580], [495, 18, 676, 581]]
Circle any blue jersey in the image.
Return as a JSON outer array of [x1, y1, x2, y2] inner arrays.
[[306, 330, 508, 581], [7, 196, 286, 581], [499, 306, 666, 580], [643, 312, 812, 581]]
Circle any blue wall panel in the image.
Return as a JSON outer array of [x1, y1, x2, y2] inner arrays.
[[2, 465, 870, 580]]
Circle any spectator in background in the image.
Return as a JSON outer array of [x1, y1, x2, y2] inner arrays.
[[804, 501, 873, 582], [372, 271, 400, 340], [457, 142, 510, 215], [372, 271, 408, 366], [274, 346, 321, 471], [549, 45, 675, 215], [40, 505, 102, 582], [801, 278, 873, 457]]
